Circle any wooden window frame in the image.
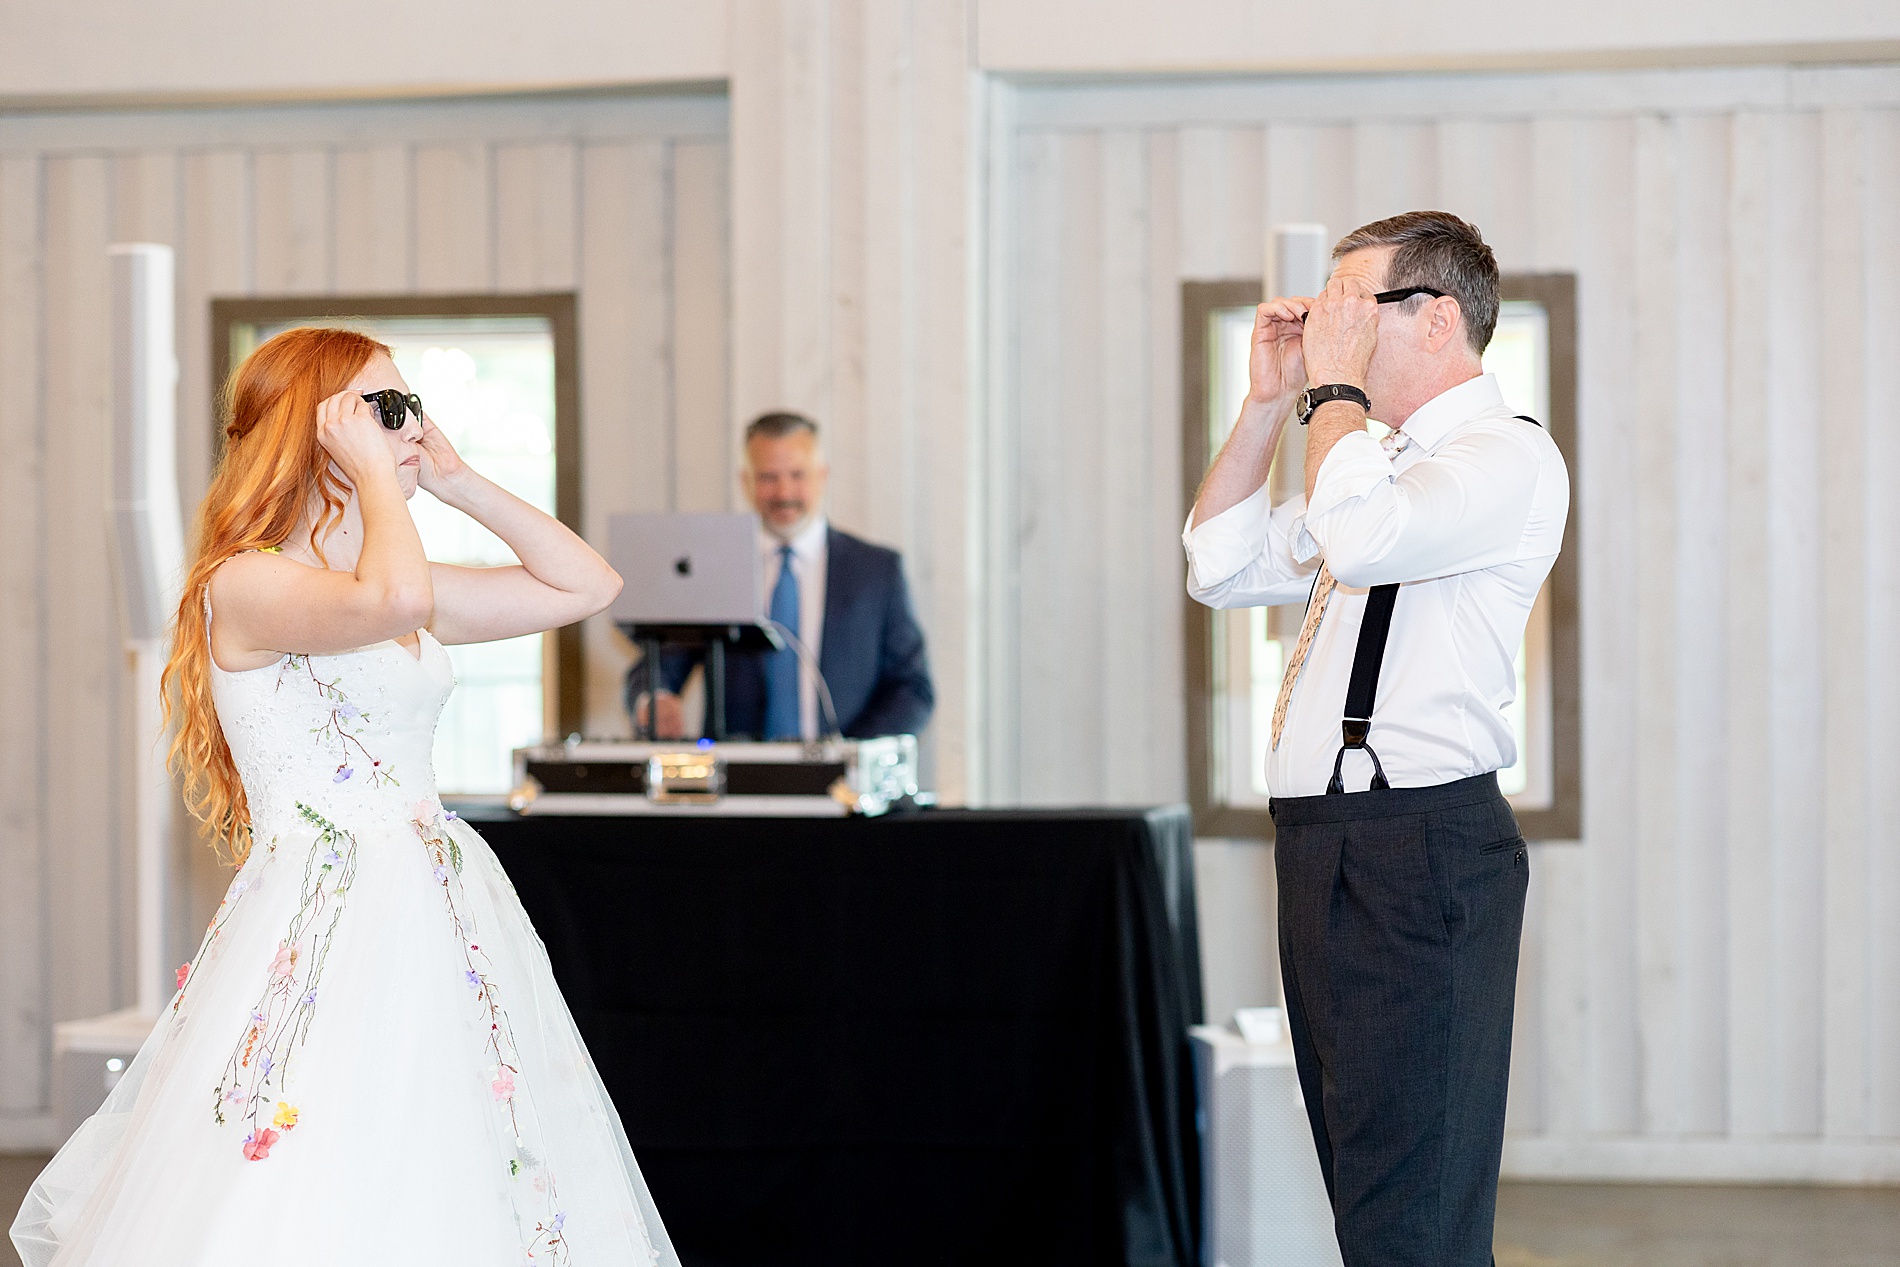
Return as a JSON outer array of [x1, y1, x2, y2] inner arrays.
[[1181, 275, 1581, 840], [209, 292, 585, 737]]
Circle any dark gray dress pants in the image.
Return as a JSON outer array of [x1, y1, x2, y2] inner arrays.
[[1270, 772, 1528, 1267]]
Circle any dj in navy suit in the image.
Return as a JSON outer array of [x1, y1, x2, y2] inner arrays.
[[625, 413, 934, 740]]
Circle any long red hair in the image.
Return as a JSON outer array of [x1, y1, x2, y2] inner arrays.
[[162, 326, 388, 864]]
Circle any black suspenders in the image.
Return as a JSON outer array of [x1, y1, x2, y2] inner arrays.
[[1324, 415, 1543, 795]]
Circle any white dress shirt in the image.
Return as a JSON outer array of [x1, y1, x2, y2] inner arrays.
[[762, 516, 829, 740], [1184, 373, 1570, 797]]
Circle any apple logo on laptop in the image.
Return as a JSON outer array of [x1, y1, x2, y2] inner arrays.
[[674, 557, 692, 576]]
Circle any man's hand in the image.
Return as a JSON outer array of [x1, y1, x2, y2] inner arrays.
[[1300, 274, 1379, 390], [635, 690, 686, 739], [1249, 297, 1311, 405]]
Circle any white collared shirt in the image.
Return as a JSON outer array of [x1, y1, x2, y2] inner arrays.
[[762, 516, 829, 740], [1183, 373, 1570, 797]]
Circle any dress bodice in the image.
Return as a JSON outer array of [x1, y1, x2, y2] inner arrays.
[[211, 631, 455, 842]]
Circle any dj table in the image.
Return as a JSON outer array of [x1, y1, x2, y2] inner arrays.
[[468, 805, 1203, 1267]]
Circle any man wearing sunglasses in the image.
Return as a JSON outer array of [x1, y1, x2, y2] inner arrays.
[[1184, 211, 1569, 1267]]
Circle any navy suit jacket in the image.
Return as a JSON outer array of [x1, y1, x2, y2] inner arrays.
[[630, 526, 934, 739]]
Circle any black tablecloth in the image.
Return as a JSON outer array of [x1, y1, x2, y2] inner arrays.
[[472, 805, 1203, 1267]]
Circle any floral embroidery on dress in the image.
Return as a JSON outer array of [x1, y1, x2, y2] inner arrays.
[[172, 837, 279, 1018], [280, 656, 399, 788], [212, 803, 358, 1159], [413, 801, 571, 1265]]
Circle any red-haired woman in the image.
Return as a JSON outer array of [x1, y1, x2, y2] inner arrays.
[[12, 328, 677, 1266]]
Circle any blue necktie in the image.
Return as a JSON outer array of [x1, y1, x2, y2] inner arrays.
[[763, 543, 800, 740]]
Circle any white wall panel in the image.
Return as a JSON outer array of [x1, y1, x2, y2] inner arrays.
[[333, 145, 414, 293], [1864, 109, 1900, 1141], [0, 154, 48, 1133]]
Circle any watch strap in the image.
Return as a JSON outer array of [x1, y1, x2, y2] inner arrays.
[[1297, 383, 1371, 425]]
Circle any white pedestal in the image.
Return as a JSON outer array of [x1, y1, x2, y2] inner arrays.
[[1190, 1024, 1342, 1267]]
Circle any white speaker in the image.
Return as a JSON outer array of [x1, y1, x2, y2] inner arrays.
[[1191, 1024, 1342, 1267], [107, 243, 184, 645], [52, 244, 184, 1112], [1266, 223, 1330, 304]]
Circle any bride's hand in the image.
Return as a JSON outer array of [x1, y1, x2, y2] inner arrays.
[[316, 391, 401, 489], [415, 412, 471, 498]]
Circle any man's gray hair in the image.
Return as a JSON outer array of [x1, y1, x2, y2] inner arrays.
[[1333, 211, 1499, 355], [745, 411, 821, 444]]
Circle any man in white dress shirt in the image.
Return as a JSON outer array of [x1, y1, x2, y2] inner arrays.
[[1184, 212, 1568, 1267]]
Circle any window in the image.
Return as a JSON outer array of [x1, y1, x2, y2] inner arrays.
[[213, 295, 581, 797], [1182, 278, 1579, 839]]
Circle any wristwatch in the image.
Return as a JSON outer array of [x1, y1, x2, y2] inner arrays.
[[1296, 383, 1371, 426]]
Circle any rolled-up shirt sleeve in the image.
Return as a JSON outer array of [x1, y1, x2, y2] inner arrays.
[[1302, 421, 1544, 588], [1182, 483, 1320, 609]]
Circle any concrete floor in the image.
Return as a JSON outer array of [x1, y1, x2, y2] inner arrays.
[[1494, 1181, 1900, 1267], [0, 1156, 41, 1265], [3, 1154, 1898, 1265]]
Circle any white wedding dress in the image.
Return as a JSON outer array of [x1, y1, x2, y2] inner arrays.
[[12, 604, 679, 1266]]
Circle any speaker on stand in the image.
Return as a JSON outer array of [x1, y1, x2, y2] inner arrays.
[[50, 242, 185, 1139]]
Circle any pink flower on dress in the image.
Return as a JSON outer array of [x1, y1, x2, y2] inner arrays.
[[242, 1127, 279, 1161], [491, 1066, 516, 1102], [269, 941, 298, 980], [175, 962, 190, 991]]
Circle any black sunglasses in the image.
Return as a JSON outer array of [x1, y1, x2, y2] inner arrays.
[[1299, 287, 1447, 322], [361, 389, 423, 431]]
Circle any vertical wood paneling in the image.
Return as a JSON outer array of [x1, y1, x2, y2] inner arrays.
[[671, 140, 731, 513], [1864, 107, 1900, 1140], [577, 141, 671, 736], [1575, 115, 1641, 1135], [1672, 111, 1733, 1136], [111, 151, 179, 245], [853, 0, 906, 550], [1765, 110, 1825, 1136], [253, 148, 333, 293], [1031, 131, 1105, 802], [495, 142, 579, 292], [333, 144, 412, 292], [1176, 127, 1230, 281], [1011, 129, 1065, 800], [414, 142, 493, 292], [1220, 127, 1263, 279], [0, 154, 48, 1114], [1437, 119, 1500, 251], [1145, 130, 1187, 802], [1351, 121, 1437, 227], [1819, 107, 1871, 1140], [1631, 112, 1681, 1134], [1487, 121, 1535, 270], [41, 154, 124, 1022], [1724, 109, 1776, 1139], [1099, 129, 1150, 798], [907, 0, 973, 802], [179, 150, 252, 492], [1522, 115, 1589, 1137], [823, 0, 870, 539]]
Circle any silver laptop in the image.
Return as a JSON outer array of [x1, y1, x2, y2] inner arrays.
[[608, 512, 762, 627]]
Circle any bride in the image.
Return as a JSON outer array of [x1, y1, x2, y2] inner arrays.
[[12, 327, 678, 1266]]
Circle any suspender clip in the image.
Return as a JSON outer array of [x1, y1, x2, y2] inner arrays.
[[1341, 717, 1370, 748]]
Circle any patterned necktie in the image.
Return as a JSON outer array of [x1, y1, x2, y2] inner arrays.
[[763, 544, 801, 740], [1270, 566, 1338, 751]]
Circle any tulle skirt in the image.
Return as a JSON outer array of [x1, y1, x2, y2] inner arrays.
[[10, 805, 678, 1267]]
